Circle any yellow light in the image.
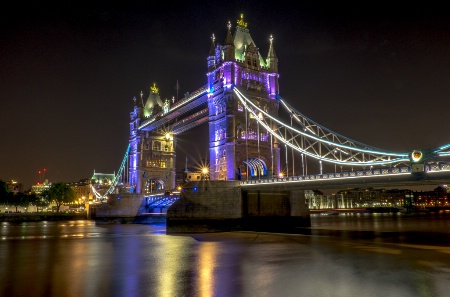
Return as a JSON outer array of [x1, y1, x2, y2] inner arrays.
[[165, 133, 171, 140], [202, 167, 209, 174], [278, 172, 284, 178]]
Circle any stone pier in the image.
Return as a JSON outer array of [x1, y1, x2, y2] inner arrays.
[[90, 193, 153, 224], [166, 181, 311, 233]]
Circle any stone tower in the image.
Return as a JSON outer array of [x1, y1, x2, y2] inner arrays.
[[207, 15, 281, 181], [129, 84, 176, 194]]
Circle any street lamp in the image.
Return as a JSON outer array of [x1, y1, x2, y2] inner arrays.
[[201, 167, 209, 180]]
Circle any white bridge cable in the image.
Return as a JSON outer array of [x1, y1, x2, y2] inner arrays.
[[91, 144, 131, 199], [278, 96, 388, 152], [233, 88, 410, 166]]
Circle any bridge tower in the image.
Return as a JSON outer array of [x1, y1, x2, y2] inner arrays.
[[129, 84, 176, 194], [207, 15, 281, 181]]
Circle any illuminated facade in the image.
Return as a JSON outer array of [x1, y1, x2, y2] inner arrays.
[[31, 179, 51, 194], [206, 15, 281, 180], [129, 86, 176, 194], [6, 180, 22, 193], [128, 15, 280, 192]]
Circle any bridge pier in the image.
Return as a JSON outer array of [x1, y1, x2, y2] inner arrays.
[[90, 193, 153, 224], [166, 181, 311, 233]]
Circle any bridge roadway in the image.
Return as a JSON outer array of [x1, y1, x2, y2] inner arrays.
[[142, 166, 450, 209], [240, 166, 450, 191]]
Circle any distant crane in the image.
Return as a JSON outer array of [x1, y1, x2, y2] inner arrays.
[[37, 168, 46, 184]]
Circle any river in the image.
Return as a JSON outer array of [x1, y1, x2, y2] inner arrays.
[[1, 212, 449, 297]]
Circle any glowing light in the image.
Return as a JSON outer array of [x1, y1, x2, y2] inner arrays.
[[202, 167, 209, 174], [150, 82, 159, 93], [411, 150, 423, 162], [233, 87, 409, 166]]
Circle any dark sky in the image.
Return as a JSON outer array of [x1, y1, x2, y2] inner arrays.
[[1, 1, 449, 190]]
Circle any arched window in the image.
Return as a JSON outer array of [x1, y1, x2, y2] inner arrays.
[[152, 141, 161, 151]]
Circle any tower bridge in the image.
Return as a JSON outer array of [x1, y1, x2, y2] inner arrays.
[[93, 14, 450, 232]]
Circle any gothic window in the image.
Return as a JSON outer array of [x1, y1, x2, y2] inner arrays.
[[152, 141, 161, 151]]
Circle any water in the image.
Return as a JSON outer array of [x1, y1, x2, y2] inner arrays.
[[1, 213, 450, 297]]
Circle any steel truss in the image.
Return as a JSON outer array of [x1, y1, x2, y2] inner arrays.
[[233, 87, 412, 167]]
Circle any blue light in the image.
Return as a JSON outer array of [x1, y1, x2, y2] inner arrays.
[[194, 187, 198, 191], [117, 196, 121, 200]]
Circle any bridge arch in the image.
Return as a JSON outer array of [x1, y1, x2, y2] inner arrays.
[[143, 178, 166, 194], [243, 158, 267, 178]]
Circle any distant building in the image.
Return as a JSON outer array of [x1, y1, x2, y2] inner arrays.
[[6, 180, 22, 193], [68, 179, 92, 203], [183, 167, 209, 182], [414, 185, 449, 207], [336, 188, 413, 207], [31, 179, 51, 194]]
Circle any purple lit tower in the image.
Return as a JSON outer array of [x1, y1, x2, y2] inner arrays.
[[207, 15, 281, 181], [129, 85, 176, 194]]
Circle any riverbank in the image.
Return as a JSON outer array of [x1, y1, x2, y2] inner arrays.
[[0, 212, 87, 222]]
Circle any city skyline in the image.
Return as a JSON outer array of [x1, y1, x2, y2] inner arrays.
[[1, 2, 449, 190]]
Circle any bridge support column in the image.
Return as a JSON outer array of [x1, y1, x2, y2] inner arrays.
[[166, 181, 311, 233]]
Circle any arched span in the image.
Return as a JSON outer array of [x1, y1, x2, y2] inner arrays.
[[243, 158, 267, 177], [144, 178, 166, 194]]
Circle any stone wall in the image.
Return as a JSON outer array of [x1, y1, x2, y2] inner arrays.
[[167, 181, 311, 233], [91, 193, 147, 223], [167, 181, 242, 218]]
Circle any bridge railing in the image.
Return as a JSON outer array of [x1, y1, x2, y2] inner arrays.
[[240, 166, 413, 186]]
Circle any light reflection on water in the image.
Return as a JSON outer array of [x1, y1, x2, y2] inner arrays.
[[0, 214, 449, 297]]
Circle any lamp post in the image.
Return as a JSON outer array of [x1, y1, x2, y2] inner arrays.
[[201, 167, 209, 180]]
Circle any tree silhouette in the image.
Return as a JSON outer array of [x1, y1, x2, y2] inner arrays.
[[47, 182, 76, 212]]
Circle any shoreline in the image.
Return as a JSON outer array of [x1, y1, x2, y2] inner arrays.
[[0, 212, 87, 222]]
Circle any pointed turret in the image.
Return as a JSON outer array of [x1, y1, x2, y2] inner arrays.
[[267, 35, 278, 73], [143, 83, 163, 118], [223, 21, 235, 61], [131, 95, 144, 120], [207, 34, 216, 71]]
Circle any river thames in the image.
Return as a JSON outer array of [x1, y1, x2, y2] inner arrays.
[[1, 212, 449, 297]]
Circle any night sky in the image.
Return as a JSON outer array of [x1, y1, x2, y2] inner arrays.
[[1, 1, 449, 190]]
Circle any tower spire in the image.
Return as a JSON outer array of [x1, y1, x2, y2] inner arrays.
[[267, 35, 278, 73], [209, 33, 216, 56], [237, 13, 247, 28], [223, 20, 235, 61], [207, 33, 216, 71], [225, 21, 233, 45]]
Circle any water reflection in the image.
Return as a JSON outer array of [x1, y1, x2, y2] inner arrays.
[[0, 214, 449, 297], [197, 242, 217, 297]]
